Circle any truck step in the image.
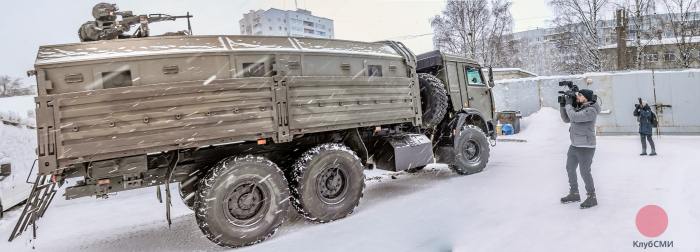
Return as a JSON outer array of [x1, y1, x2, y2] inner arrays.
[[8, 175, 57, 242]]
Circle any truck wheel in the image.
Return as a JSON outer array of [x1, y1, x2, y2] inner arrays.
[[290, 143, 365, 223], [178, 171, 201, 210], [450, 125, 490, 175], [194, 155, 289, 248], [418, 73, 448, 128]]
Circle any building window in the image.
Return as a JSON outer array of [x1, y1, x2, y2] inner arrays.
[[304, 28, 314, 34], [303, 21, 314, 27], [368, 65, 383, 77], [663, 51, 677, 62], [644, 53, 659, 62]]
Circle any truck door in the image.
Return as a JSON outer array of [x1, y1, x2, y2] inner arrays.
[[462, 65, 494, 120]]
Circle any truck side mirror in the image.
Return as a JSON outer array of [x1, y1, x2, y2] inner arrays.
[[0, 163, 10, 177], [487, 66, 495, 88]]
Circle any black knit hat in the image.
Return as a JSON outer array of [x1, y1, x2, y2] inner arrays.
[[579, 89, 594, 102]]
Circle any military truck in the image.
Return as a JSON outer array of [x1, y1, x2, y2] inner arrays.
[[10, 35, 496, 247]]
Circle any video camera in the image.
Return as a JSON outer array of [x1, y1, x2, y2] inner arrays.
[[557, 81, 579, 107]]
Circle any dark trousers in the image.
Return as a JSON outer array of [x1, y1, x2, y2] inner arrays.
[[565, 146, 596, 195], [640, 134, 655, 153]]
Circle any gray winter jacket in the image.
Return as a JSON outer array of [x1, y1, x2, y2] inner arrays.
[[560, 101, 601, 148]]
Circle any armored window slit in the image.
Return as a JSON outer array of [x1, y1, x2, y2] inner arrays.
[[340, 63, 351, 70], [65, 74, 84, 84], [163, 65, 179, 75]]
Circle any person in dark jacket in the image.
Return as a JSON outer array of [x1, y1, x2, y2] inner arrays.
[[634, 101, 657, 156], [559, 89, 601, 209]]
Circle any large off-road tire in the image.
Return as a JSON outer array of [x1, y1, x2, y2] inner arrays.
[[449, 125, 491, 175], [178, 170, 201, 210], [290, 143, 365, 223], [194, 155, 290, 248], [418, 73, 449, 128]]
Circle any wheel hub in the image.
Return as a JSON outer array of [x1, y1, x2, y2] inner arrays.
[[463, 140, 480, 161], [317, 166, 347, 202], [225, 182, 265, 221]]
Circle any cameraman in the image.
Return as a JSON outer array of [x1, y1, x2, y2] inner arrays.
[[559, 89, 601, 209]]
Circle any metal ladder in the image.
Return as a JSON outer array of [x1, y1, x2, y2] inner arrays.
[[8, 174, 57, 241]]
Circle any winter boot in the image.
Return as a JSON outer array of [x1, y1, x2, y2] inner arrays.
[[640, 152, 647, 156], [560, 191, 581, 204], [580, 193, 598, 209], [649, 152, 657, 156]]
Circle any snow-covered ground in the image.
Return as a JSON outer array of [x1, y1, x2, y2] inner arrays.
[[0, 95, 37, 211], [0, 95, 35, 127], [1, 108, 698, 252]]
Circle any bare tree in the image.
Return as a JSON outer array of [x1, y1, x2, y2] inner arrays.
[[549, 0, 610, 73], [0, 75, 34, 97], [431, 0, 516, 67], [615, 0, 659, 69], [662, 0, 700, 68]]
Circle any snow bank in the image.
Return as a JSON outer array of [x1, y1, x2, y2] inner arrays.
[[499, 107, 568, 142]]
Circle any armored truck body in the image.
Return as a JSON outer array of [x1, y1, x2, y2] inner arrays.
[[11, 35, 496, 247]]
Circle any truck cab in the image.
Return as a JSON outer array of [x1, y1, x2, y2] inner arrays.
[[416, 50, 496, 138]]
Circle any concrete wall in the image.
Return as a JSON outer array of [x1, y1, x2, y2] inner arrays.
[[493, 69, 700, 134]]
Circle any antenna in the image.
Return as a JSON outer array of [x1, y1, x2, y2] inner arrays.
[[187, 11, 193, 35], [294, 0, 298, 9]]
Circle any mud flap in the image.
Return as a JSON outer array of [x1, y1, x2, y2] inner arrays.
[[435, 146, 456, 165]]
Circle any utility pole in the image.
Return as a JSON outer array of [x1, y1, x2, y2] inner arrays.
[[615, 9, 629, 70]]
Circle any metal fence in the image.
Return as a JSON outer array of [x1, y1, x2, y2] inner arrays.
[[493, 69, 700, 135]]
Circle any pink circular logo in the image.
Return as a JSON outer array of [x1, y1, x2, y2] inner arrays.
[[635, 205, 668, 238]]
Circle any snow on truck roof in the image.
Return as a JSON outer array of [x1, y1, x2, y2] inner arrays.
[[35, 35, 403, 66]]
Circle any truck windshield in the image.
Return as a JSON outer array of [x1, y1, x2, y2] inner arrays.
[[465, 67, 485, 86]]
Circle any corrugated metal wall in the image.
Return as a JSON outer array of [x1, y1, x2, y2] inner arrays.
[[493, 69, 700, 134]]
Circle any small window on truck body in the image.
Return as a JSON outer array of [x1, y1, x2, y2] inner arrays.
[[465, 66, 485, 86], [242, 63, 266, 77], [102, 70, 133, 89], [368, 65, 383, 77]]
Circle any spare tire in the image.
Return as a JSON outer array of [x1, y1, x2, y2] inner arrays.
[[418, 73, 448, 127]]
